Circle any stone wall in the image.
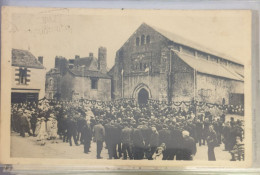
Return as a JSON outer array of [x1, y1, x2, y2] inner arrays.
[[60, 72, 111, 101], [72, 76, 111, 101], [122, 74, 162, 100], [196, 73, 244, 105], [45, 70, 61, 99], [171, 53, 195, 102]]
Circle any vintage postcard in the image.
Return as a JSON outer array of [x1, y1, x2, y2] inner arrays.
[[0, 7, 252, 168]]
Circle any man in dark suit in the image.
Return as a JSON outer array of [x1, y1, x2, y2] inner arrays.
[[67, 116, 79, 146], [158, 124, 172, 160], [113, 119, 123, 158], [121, 123, 133, 159], [182, 130, 197, 160], [133, 125, 145, 160], [82, 120, 92, 153], [93, 120, 105, 159], [104, 120, 113, 159], [20, 111, 32, 137], [148, 126, 159, 160], [207, 125, 217, 161]]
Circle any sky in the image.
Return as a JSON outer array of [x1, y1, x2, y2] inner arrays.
[[10, 9, 251, 71]]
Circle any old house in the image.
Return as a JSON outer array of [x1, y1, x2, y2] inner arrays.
[[11, 49, 46, 103], [109, 23, 244, 106], [48, 47, 111, 101]]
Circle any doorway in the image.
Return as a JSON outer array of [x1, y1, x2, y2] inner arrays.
[[138, 88, 149, 106]]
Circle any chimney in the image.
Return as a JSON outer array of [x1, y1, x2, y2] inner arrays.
[[38, 56, 43, 64], [98, 47, 107, 74], [89, 52, 93, 58], [75, 55, 80, 59]]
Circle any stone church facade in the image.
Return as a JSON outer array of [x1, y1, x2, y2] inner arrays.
[[109, 23, 244, 106]]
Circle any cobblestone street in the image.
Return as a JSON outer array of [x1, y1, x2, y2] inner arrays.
[[11, 132, 232, 161]]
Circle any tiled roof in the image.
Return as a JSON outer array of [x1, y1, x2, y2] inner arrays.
[[175, 51, 244, 81], [46, 68, 60, 75], [74, 57, 96, 69], [145, 23, 243, 65], [12, 49, 44, 69], [68, 68, 111, 79]]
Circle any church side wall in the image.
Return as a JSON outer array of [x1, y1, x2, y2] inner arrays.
[[196, 73, 244, 105], [171, 54, 195, 102]]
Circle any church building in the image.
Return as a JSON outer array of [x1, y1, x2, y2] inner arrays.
[[109, 23, 244, 106]]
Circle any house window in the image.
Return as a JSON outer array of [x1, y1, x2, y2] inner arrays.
[[136, 37, 140, 46], [91, 78, 98, 89], [19, 68, 27, 85], [146, 35, 150, 44], [141, 35, 145, 45]]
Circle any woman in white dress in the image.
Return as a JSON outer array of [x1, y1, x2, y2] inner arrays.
[[34, 118, 41, 138], [46, 117, 52, 140], [37, 117, 48, 145], [49, 114, 58, 143]]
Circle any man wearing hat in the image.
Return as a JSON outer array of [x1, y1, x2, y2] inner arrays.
[[93, 120, 105, 159], [82, 120, 92, 154], [20, 110, 32, 137]]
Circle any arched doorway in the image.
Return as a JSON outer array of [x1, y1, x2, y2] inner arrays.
[[138, 88, 149, 106]]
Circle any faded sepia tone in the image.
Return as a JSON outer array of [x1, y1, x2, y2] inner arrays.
[[0, 7, 252, 168]]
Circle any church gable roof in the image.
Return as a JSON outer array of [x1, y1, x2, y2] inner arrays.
[[139, 23, 243, 65], [12, 49, 44, 69], [175, 51, 243, 81]]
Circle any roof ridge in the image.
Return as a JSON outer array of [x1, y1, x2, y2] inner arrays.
[[145, 23, 243, 65], [174, 51, 243, 81]]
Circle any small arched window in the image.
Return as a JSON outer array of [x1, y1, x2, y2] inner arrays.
[[136, 37, 140, 46], [146, 35, 150, 44], [141, 35, 145, 45], [49, 79, 53, 86]]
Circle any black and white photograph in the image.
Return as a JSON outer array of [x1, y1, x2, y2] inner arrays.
[[0, 8, 252, 167]]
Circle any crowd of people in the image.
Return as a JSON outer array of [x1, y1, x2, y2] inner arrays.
[[11, 99, 244, 161]]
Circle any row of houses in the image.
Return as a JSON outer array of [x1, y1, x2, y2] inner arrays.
[[11, 23, 244, 106]]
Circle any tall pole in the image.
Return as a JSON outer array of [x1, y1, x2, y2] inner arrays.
[[121, 69, 124, 98], [193, 68, 197, 115], [168, 50, 172, 105]]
